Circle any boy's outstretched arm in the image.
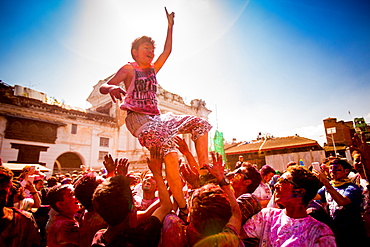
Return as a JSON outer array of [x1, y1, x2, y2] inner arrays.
[[154, 7, 174, 73], [100, 65, 132, 103]]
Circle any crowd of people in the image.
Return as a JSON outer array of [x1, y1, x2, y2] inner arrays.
[[1, 6, 370, 247], [0, 132, 369, 246]]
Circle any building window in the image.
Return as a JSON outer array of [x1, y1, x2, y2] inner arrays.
[[71, 124, 77, 134], [98, 151, 108, 160], [100, 137, 109, 147]]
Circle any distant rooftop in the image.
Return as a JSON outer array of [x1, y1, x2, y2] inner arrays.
[[225, 136, 321, 154]]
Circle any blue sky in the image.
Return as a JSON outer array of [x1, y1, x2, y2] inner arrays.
[[1, 0, 369, 145]]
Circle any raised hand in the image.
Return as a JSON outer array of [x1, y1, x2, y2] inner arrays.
[[103, 154, 116, 177], [147, 147, 163, 176], [165, 7, 175, 26], [24, 180, 37, 193], [351, 133, 370, 160], [180, 161, 200, 189], [312, 168, 330, 185], [174, 136, 190, 155], [116, 158, 130, 177], [205, 152, 225, 182]]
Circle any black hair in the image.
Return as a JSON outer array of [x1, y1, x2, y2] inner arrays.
[[93, 175, 133, 226], [287, 165, 321, 206], [47, 184, 74, 213], [74, 172, 101, 211]]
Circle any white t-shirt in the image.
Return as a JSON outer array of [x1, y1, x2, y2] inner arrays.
[[252, 182, 272, 201], [243, 207, 336, 247]]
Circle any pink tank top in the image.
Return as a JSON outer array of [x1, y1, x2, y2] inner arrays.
[[120, 62, 160, 115]]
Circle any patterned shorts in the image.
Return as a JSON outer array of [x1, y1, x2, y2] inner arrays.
[[126, 111, 212, 156]]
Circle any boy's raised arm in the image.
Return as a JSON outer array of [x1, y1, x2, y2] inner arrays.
[[154, 7, 174, 73]]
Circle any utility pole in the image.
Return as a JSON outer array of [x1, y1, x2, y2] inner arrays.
[[326, 127, 337, 157]]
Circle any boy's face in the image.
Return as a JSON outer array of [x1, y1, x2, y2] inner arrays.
[[133, 42, 155, 65], [58, 188, 79, 216], [330, 164, 349, 181]]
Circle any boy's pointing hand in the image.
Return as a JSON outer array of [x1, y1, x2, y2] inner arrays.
[[165, 7, 175, 26]]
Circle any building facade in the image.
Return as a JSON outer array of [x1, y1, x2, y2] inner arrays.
[[0, 80, 211, 174], [323, 117, 356, 158]]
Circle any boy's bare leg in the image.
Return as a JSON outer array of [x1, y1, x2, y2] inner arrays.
[[164, 152, 187, 209], [194, 132, 209, 167]]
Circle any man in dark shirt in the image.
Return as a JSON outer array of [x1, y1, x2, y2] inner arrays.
[[92, 148, 172, 247], [314, 159, 366, 246]]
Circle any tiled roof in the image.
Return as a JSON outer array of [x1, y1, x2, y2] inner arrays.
[[224, 142, 243, 151], [225, 136, 320, 154]]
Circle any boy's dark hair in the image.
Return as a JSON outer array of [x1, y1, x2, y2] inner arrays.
[[131, 36, 155, 60], [47, 184, 73, 213], [47, 177, 58, 187], [287, 165, 321, 206], [260, 165, 275, 176], [189, 183, 232, 238], [92, 175, 133, 226], [74, 172, 102, 211], [330, 159, 352, 173], [244, 164, 262, 193]]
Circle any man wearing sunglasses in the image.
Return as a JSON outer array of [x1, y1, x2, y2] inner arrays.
[[230, 166, 261, 199], [243, 165, 335, 246]]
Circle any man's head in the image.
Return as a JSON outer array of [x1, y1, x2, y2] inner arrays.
[[231, 165, 261, 194], [131, 36, 155, 61], [329, 159, 352, 181], [352, 151, 365, 177], [0, 166, 13, 208], [93, 175, 133, 226], [47, 184, 79, 216], [33, 178, 44, 191], [74, 172, 103, 211], [275, 165, 320, 207], [238, 155, 244, 162], [22, 165, 36, 175], [141, 172, 157, 195], [260, 165, 275, 183], [47, 177, 58, 187], [188, 183, 232, 245], [286, 161, 297, 169]]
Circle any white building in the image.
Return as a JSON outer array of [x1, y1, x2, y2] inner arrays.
[[0, 80, 211, 175]]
